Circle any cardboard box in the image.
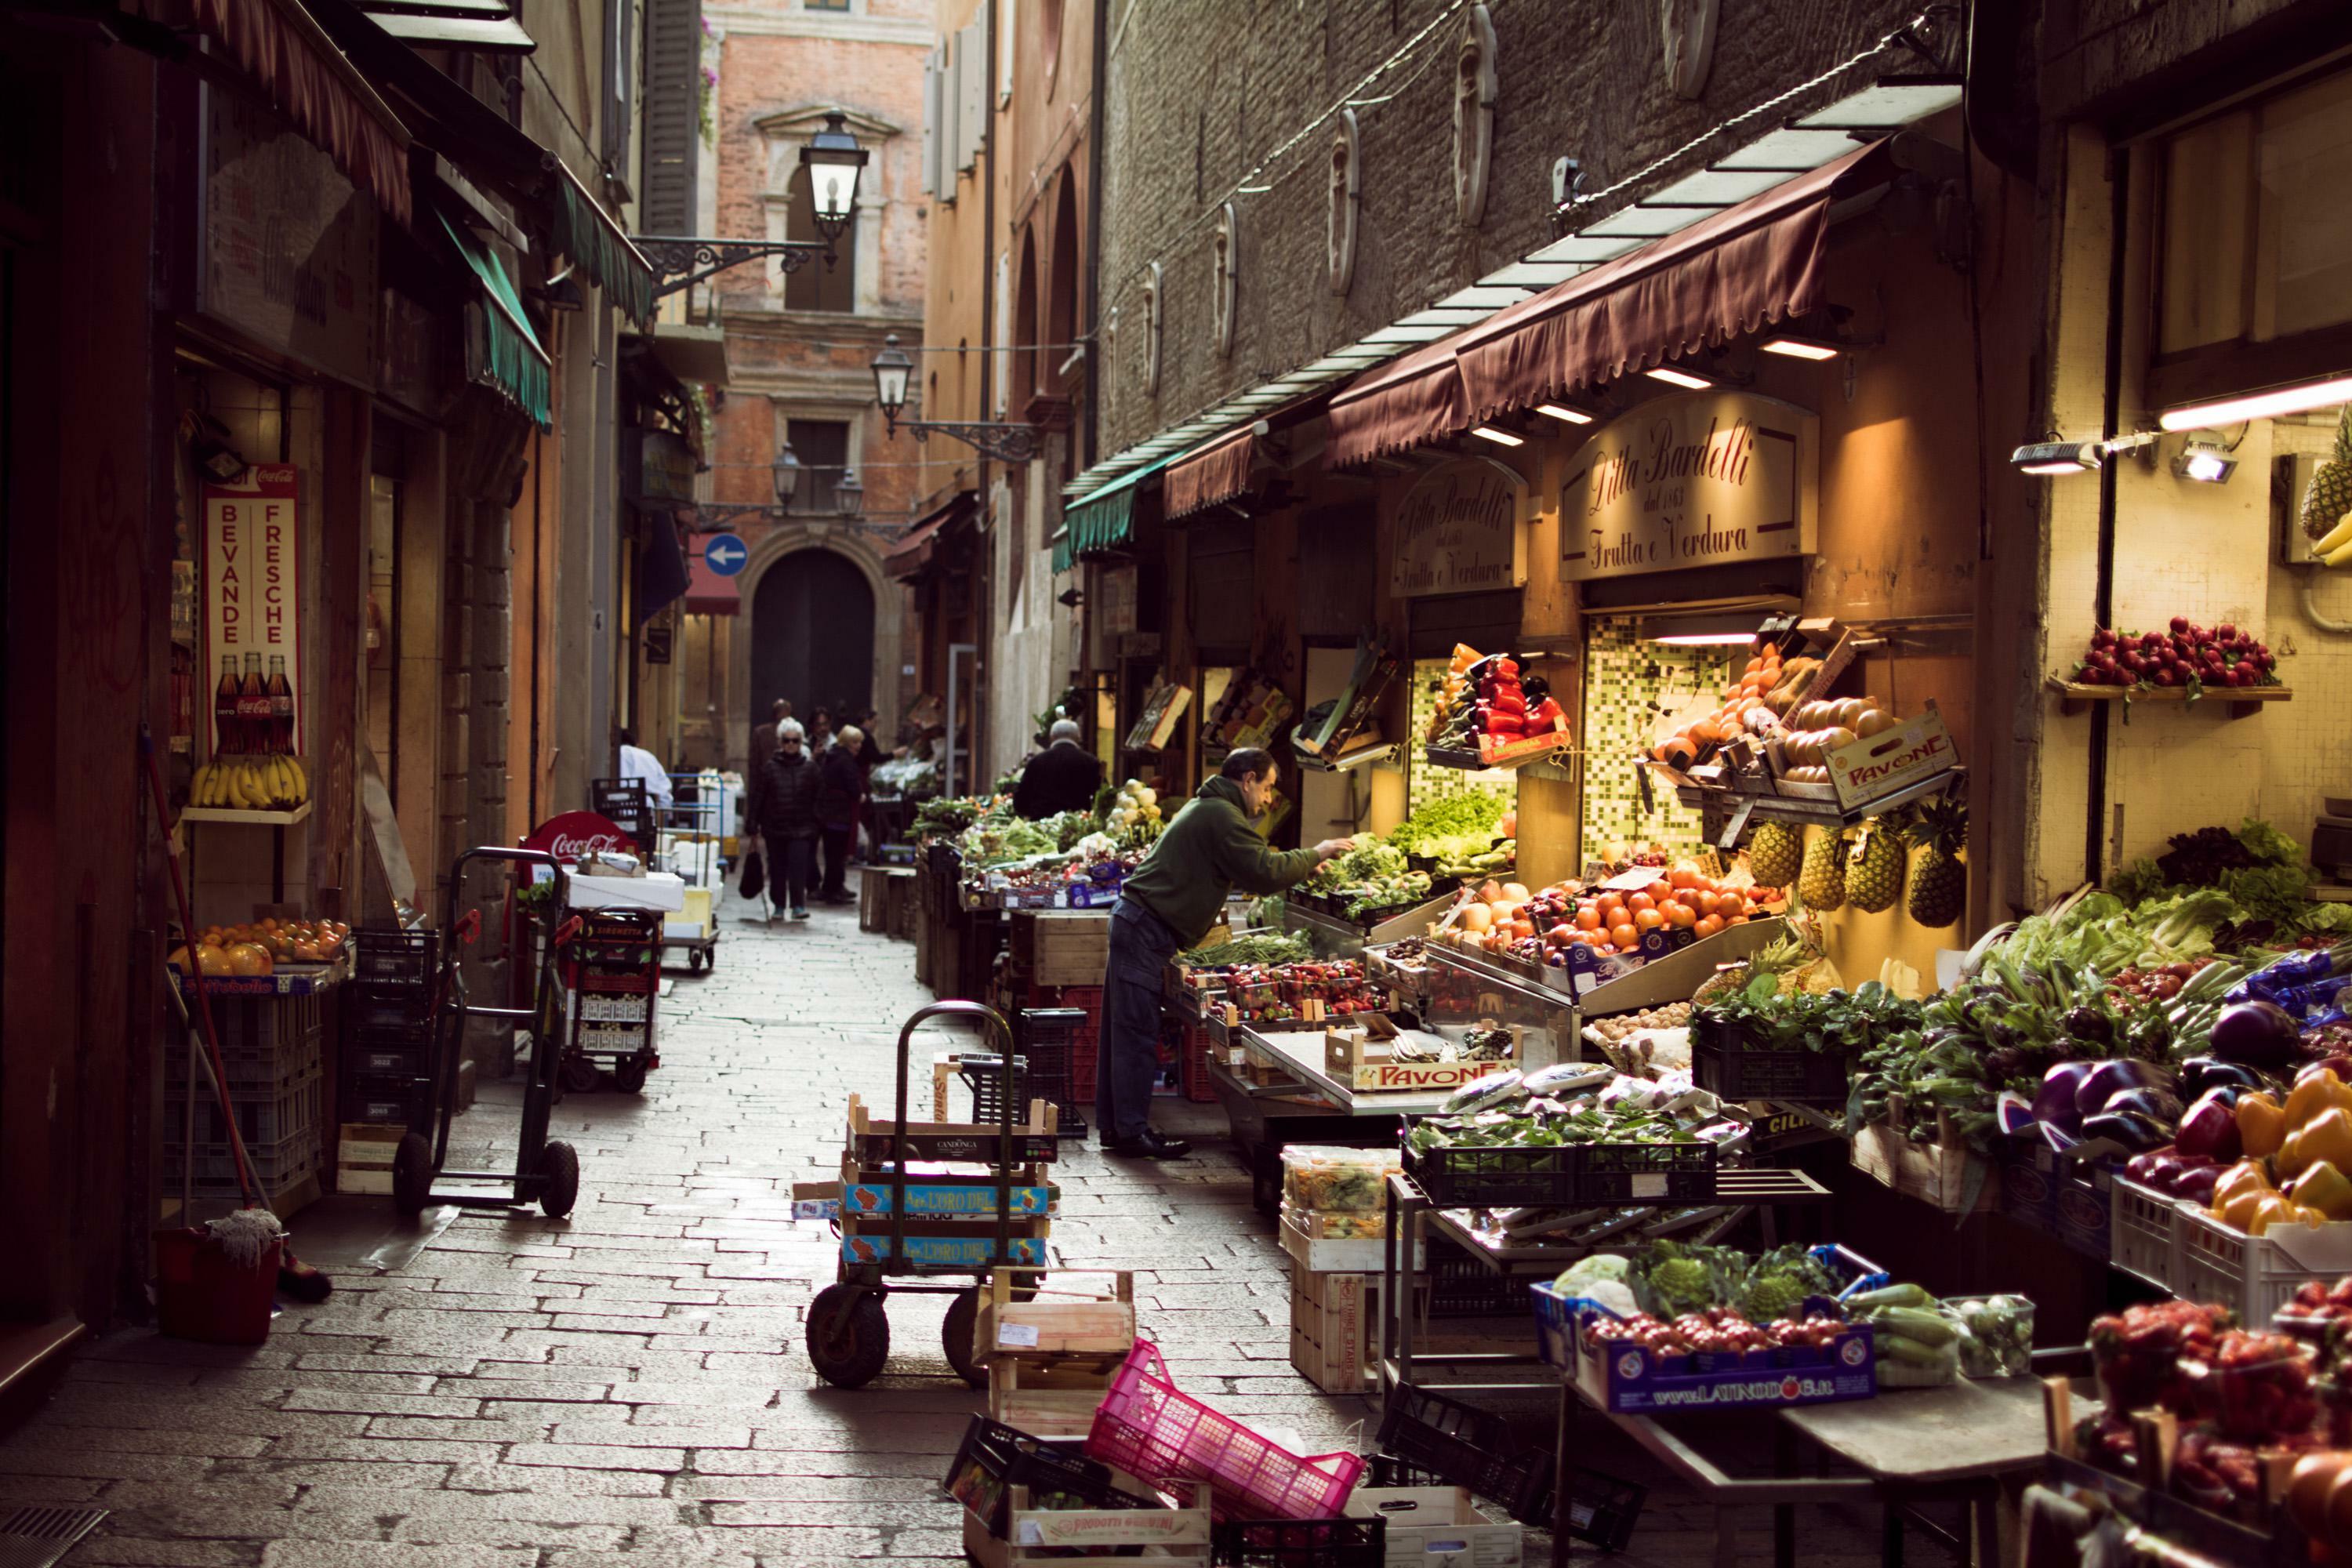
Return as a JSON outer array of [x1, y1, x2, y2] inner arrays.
[[565, 869, 687, 912], [1289, 1267, 1376, 1394], [336, 1122, 403, 1195], [1826, 703, 1958, 811], [1343, 1486, 1523, 1566], [840, 1232, 1048, 1267]]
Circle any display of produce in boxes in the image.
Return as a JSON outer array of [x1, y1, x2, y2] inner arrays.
[[1432, 864, 1777, 970], [1426, 644, 1566, 764], [2060, 617, 2281, 691], [169, 915, 348, 978], [1299, 840, 1433, 920], [1403, 1066, 1734, 1207]]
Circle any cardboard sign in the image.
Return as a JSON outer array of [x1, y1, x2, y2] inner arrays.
[[201, 464, 305, 757], [1825, 706, 1958, 810]]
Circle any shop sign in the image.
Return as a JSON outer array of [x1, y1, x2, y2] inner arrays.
[[201, 89, 377, 387], [1098, 564, 1139, 635], [1559, 390, 1816, 583], [521, 810, 636, 863], [644, 623, 674, 665], [636, 432, 697, 505], [201, 466, 305, 756], [1389, 457, 1526, 598], [376, 287, 445, 415]]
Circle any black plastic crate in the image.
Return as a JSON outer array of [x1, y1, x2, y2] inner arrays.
[[340, 1073, 433, 1132], [959, 1053, 1029, 1126], [1556, 1468, 1648, 1554], [1017, 1008, 1091, 1138], [939, 1416, 1149, 1537], [1403, 1135, 1719, 1209], [1211, 1517, 1384, 1566], [1690, 1022, 1850, 1106], [345, 989, 437, 1035], [1425, 1242, 1535, 1319], [1377, 1384, 1552, 1526], [350, 927, 439, 987], [344, 1040, 432, 1078]]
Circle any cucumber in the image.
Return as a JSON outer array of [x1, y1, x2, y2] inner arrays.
[[1841, 1283, 1930, 1312], [1875, 1331, 1953, 1366], [1867, 1306, 1958, 1347]]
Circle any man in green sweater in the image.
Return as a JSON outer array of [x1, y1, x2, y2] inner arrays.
[[1095, 748, 1354, 1158]]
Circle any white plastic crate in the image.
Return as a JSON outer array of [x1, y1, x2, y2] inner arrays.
[[2110, 1178, 2184, 1292], [2173, 1203, 2352, 1323]]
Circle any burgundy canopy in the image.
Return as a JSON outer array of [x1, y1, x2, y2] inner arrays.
[[1164, 430, 1255, 519]]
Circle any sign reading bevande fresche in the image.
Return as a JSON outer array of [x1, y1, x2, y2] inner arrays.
[[1560, 390, 1817, 583], [1389, 456, 1526, 598]]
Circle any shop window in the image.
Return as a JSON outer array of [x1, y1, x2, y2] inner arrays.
[[2155, 67, 2352, 398], [789, 417, 852, 513], [782, 165, 856, 313]]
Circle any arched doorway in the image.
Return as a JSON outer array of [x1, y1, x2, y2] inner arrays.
[[750, 548, 876, 736]]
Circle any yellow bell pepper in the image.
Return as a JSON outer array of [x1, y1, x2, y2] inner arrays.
[[2286, 1069, 2352, 1131], [2213, 1158, 2275, 1214], [2238, 1092, 2289, 1160], [2246, 1192, 2330, 1237], [2284, 1108, 2352, 1183], [2288, 1160, 2352, 1222]]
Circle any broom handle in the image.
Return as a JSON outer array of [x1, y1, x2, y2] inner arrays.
[[140, 724, 262, 1210]]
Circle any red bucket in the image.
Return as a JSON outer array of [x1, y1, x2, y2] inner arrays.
[[153, 1227, 281, 1344]]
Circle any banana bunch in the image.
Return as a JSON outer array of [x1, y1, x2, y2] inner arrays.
[[191, 754, 308, 811]]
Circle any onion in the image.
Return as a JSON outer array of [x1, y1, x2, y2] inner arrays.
[[2035, 1061, 2096, 1133], [2212, 1000, 2303, 1066], [2074, 1058, 2160, 1122]]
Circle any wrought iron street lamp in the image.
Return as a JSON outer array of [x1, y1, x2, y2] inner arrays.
[[869, 334, 1041, 464], [635, 111, 870, 297]]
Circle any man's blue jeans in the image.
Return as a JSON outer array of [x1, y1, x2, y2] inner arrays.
[[1097, 897, 1178, 1142]]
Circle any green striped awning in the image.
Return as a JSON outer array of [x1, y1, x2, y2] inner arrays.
[[551, 163, 657, 327], [1054, 456, 1175, 573], [439, 212, 552, 430]]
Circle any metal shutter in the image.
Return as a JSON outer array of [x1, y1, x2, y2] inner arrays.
[[639, 0, 701, 234], [956, 16, 984, 172]]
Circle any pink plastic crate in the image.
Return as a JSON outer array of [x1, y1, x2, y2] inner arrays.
[[1085, 1338, 1364, 1522]]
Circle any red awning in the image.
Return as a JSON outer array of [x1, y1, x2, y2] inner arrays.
[[682, 552, 739, 615], [174, 0, 415, 227], [884, 491, 977, 582], [1164, 430, 1255, 519], [1327, 140, 1893, 466]]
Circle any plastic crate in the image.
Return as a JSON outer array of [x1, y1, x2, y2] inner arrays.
[[960, 1053, 1030, 1126], [1375, 1383, 1552, 1526], [340, 1073, 434, 1132], [1425, 1248, 1531, 1319], [345, 989, 436, 1035], [1086, 1338, 1364, 1523], [161, 1122, 320, 1192], [2111, 1178, 2184, 1292], [1210, 1517, 1383, 1566], [1403, 1135, 1719, 1208], [165, 992, 323, 1089], [1178, 1021, 1218, 1103], [1690, 1025, 1849, 1105], [2175, 1204, 2352, 1324], [344, 1040, 432, 1078], [940, 1415, 1151, 1538], [170, 1069, 321, 1148], [350, 926, 438, 986]]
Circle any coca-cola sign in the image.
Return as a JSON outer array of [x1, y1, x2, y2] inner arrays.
[[1388, 456, 1526, 599], [1559, 390, 1816, 583], [523, 810, 637, 862]]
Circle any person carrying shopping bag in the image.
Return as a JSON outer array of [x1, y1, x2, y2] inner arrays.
[[744, 719, 822, 920]]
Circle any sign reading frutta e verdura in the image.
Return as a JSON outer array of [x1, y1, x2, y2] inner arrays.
[[1560, 390, 1817, 582], [1389, 456, 1527, 598]]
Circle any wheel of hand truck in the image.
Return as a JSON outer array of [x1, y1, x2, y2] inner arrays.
[[561, 1051, 602, 1094], [688, 947, 705, 975], [392, 1133, 435, 1217], [942, 1287, 989, 1389], [536, 1141, 581, 1219], [612, 1054, 650, 1094], [805, 1283, 890, 1388]]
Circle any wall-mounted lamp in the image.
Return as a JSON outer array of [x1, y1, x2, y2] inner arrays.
[[2160, 375, 2352, 432], [2172, 441, 2238, 485], [1535, 402, 1595, 425], [1636, 611, 1772, 646], [2011, 439, 2102, 477], [1643, 365, 1715, 390], [1469, 425, 1525, 447], [1056, 586, 1084, 608]]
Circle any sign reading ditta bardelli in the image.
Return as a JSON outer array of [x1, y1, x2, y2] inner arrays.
[[1560, 390, 1817, 582], [1388, 456, 1526, 598]]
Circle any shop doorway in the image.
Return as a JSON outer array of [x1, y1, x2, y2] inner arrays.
[[750, 547, 875, 738]]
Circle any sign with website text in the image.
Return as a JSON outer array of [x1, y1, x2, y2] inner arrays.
[[1559, 390, 1816, 582], [201, 465, 304, 757], [1389, 456, 1526, 598]]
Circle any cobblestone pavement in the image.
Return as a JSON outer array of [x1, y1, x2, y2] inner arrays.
[[2, 891, 1936, 1567]]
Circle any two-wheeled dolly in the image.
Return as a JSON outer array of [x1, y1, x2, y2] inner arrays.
[[805, 1000, 1051, 1389], [392, 847, 583, 1219]]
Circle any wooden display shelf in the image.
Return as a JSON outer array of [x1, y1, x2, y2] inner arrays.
[[180, 800, 313, 826], [2045, 676, 2291, 719]]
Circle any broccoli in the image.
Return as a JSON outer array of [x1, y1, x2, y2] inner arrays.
[[1639, 1240, 1723, 1319]]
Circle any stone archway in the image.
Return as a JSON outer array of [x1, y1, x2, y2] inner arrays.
[[728, 527, 902, 770]]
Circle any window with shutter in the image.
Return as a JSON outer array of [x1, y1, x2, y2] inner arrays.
[[957, 16, 984, 171], [938, 33, 961, 194], [788, 419, 853, 513], [920, 52, 942, 197], [997, 0, 1015, 107], [639, 0, 701, 235], [604, 0, 636, 170]]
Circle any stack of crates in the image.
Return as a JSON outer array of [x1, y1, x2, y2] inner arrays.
[[164, 986, 326, 1208], [570, 910, 661, 1066], [341, 927, 440, 1134], [1015, 1007, 1092, 1138]]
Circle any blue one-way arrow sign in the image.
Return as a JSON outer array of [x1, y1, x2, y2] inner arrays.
[[703, 533, 749, 577]]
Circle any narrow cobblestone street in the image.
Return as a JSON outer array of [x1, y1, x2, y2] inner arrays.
[[0, 893, 1940, 1568]]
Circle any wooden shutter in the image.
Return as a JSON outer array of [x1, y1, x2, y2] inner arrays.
[[938, 32, 961, 191], [639, 0, 702, 235], [997, 0, 1015, 107], [920, 49, 942, 197], [957, 16, 985, 172]]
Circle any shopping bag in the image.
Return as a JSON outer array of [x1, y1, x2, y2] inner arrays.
[[739, 849, 766, 900]]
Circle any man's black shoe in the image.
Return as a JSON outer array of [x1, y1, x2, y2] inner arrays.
[[1109, 1130, 1192, 1160]]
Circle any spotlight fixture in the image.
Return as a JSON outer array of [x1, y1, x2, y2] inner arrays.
[[1643, 365, 1714, 390], [1470, 425, 1525, 447], [2160, 375, 2352, 432], [1758, 334, 1843, 361], [2172, 441, 2237, 484], [1535, 402, 1595, 425], [2011, 440, 2102, 477]]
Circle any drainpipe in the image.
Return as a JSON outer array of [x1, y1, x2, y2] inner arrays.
[[2085, 149, 2129, 885], [1085, 0, 1107, 474], [977, 0, 999, 777]]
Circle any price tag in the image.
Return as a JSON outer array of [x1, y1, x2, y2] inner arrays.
[[1631, 1174, 1668, 1198], [996, 1322, 1040, 1349], [1715, 798, 1756, 851]]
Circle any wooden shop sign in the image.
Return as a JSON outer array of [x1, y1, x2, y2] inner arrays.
[[1560, 390, 1817, 582], [1389, 456, 1526, 598]]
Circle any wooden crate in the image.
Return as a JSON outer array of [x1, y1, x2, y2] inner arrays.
[[859, 864, 893, 934], [1014, 910, 1112, 987], [887, 868, 919, 938], [1850, 1104, 1998, 1214], [1289, 1268, 1377, 1395], [988, 1352, 1127, 1440], [978, 1269, 1135, 1360], [963, 1483, 1210, 1568]]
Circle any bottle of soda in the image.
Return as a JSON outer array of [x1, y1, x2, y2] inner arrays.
[[267, 654, 294, 756], [240, 652, 270, 755], [215, 655, 242, 754]]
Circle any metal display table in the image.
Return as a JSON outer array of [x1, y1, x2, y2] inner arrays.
[[1280, 890, 1460, 956]]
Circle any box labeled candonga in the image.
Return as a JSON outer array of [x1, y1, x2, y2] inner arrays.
[[336, 1121, 402, 1194]]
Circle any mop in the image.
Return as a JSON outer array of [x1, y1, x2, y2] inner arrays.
[[140, 725, 332, 1305]]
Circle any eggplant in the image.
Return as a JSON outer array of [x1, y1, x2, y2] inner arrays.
[[2036, 1062, 2098, 1133], [2174, 1087, 2244, 1162], [2211, 1000, 2303, 1067], [2178, 1057, 2265, 1099], [2101, 1085, 2183, 1128], [2080, 1109, 2169, 1153], [2074, 1058, 2161, 1122]]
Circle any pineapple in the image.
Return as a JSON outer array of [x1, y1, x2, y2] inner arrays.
[[2303, 405, 2352, 540], [1798, 827, 1846, 912], [1847, 820, 1904, 913], [1907, 796, 1968, 929], [1747, 819, 1802, 888]]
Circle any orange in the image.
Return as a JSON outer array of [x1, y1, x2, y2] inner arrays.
[[1693, 915, 1724, 939], [1669, 868, 1699, 891], [1626, 891, 1656, 914], [1664, 904, 1697, 929], [1574, 907, 1601, 931], [1644, 880, 1674, 903], [1634, 907, 1664, 931], [1610, 923, 1639, 949]]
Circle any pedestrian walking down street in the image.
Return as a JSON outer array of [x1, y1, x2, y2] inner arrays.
[[745, 718, 821, 920], [1013, 717, 1104, 820], [1095, 748, 1354, 1158], [815, 724, 866, 904]]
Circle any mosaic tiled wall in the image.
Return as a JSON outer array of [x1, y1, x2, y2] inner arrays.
[[1579, 622, 1740, 861], [1406, 657, 1519, 821]]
